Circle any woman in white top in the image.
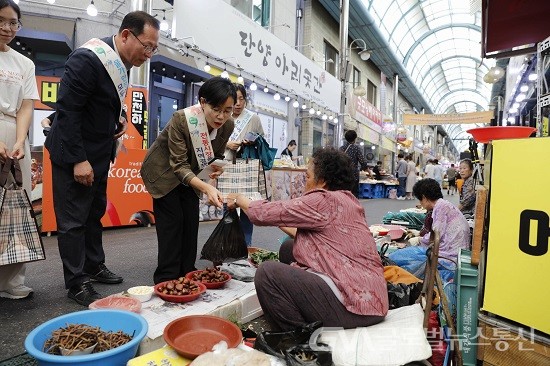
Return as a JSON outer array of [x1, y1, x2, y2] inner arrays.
[[405, 154, 417, 200], [0, 0, 39, 299], [224, 83, 264, 246]]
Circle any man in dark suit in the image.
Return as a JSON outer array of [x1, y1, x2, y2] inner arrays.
[[45, 11, 160, 306]]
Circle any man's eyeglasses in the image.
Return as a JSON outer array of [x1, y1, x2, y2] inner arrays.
[[129, 30, 158, 55], [0, 19, 22, 31]]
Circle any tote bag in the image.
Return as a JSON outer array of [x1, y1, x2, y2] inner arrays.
[[217, 158, 268, 200], [0, 159, 46, 265]]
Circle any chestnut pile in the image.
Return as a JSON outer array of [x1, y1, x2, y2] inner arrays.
[[157, 278, 201, 296], [190, 267, 228, 283]]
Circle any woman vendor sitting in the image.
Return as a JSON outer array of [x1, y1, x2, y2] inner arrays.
[[389, 178, 470, 280], [227, 148, 388, 331]]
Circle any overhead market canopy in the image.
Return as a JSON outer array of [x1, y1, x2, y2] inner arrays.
[[363, 0, 494, 115]]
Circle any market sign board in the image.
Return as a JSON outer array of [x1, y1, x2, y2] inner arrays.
[[402, 111, 494, 125], [173, 0, 341, 112], [483, 137, 550, 334], [350, 94, 383, 133]]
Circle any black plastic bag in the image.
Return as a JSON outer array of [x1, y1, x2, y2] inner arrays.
[[254, 321, 332, 365], [200, 209, 247, 263], [379, 242, 398, 266], [387, 281, 423, 309]]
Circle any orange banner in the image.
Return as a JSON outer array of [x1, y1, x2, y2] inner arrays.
[[41, 148, 154, 232]]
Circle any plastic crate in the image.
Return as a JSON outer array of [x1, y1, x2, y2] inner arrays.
[[373, 183, 386, 198], [359, 183, 374, 199], [456, 249, 479, 366]]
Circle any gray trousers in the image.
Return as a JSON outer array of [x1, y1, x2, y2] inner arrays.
[[254, 239, 385, 331]]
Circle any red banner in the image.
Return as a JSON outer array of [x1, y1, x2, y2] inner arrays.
[[349, 94, 383, 131]]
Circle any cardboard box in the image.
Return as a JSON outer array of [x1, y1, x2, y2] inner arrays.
[[127, 346, 191, 366], [478, 313, 550, 366]]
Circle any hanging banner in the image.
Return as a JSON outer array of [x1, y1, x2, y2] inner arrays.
[[350, 94, 383, 133], [123, 86, 149, 149], [403, 111, 494, 125]]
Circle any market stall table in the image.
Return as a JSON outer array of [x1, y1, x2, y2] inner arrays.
[[137, 279, 262, 356]]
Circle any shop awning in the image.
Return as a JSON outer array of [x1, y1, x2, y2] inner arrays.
[[482, 0, 550, 58]]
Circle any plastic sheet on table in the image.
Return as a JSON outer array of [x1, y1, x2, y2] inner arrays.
[[220, 260, 257, 282]]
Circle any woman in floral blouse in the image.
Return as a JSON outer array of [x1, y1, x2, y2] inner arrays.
[[227, 148, 387, 331], [389, 178, 470, 280]]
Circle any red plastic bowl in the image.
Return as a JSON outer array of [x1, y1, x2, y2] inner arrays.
[[466, 126, 536, 143], [163, 315, 242, 359], [89, 295, 142, 313], [154, 280, 206, 303], [371, 224, 406, 240], [185, 270, 232, 289]]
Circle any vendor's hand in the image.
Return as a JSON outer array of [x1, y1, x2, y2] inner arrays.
[[204, 184, 223, 208], [227, 141, 241, 151], [113, 116, 128, 140], [74, 160, 94, 186], [409, 237, 420, 246], [10, 141, 25, 160], [225, 193, 244, 210]]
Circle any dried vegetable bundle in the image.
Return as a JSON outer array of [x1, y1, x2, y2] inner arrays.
[[43, 323, 133, 355]]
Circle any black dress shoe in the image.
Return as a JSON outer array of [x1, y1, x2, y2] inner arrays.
[[68, 281, 102, 306], [87, 263, 124, 284]]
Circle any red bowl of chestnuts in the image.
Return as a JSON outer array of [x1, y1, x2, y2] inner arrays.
[[185, 268, 232, 289], [154, 278, 207, 303]]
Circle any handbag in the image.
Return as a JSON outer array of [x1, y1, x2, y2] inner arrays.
[[217, 157, 268, 200], [241, 135, 278, 171], [0, 158, 46, 265]]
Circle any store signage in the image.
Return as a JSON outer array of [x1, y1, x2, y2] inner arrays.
[[403, 111, 494, 125], [349, 94, 383, 133], [357, 124, 379, 144], [34, 76, 60, 110], [380, 136, 396, 152], [484, 138, 550, 334], [124, 86, 149, 149], [173, 0, 341, 112], [251, 89, 288, 117]]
